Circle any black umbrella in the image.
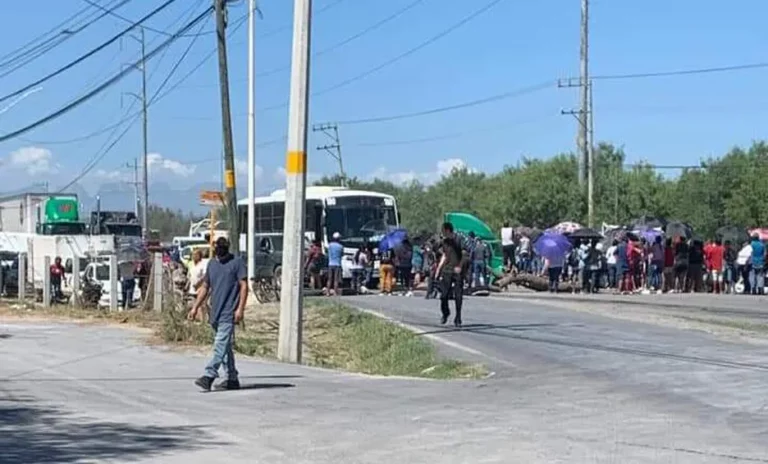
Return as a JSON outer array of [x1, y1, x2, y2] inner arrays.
[[715, 225, 749, 245], [630, 215, 667, 230], [569, 227, 603, 241], [665, 221, 692, 239]]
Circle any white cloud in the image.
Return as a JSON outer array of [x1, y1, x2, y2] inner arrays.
[[5, 146, 56, 175], [93, 169, 130, 182], [367, 157, 474, 185], [235, 157, 264, 180], [147, 152, 196, 177]]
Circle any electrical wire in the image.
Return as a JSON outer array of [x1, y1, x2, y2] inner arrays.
[[256, 0, 427, 78], [259, 0, 505, 112], [0, 6, 213, 143], [0, 0, 123, 71], [0, 0, 181, 105], [593, 61, 768, 81], [80, 0, 215, 37], [21, 12, 247, 146], [57, 16, 211, 193], [332, 80, 554, 125]]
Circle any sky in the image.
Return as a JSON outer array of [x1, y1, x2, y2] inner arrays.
[[1, 0, 768, 206]]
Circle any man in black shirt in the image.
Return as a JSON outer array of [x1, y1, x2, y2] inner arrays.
[[435, 222, 464, 327]]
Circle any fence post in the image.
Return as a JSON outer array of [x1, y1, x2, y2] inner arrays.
[[43, 256, 51, 308], [0, 263, 4, 298], [153, 252, 163, 311], [71, 258, 81, 307], [18, 253, 26, 301], [109, 255, 119, 312]]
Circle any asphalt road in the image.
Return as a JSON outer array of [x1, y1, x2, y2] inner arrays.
[[1, 293, 768, 463]]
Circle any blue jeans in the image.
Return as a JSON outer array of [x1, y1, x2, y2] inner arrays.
[[472, 260, 486, 287], [750, 266, 765, 295], [205, 321, 238, 381], [649, 263, 662, 290], [548, 267, 562, 292], [121, 278, 135, 309]]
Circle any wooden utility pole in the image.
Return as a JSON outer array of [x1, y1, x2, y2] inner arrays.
[[215, 0, 239, 252]]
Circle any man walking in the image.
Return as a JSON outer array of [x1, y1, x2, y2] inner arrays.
[[189, 237, 247, 392], [435, 222, 464, 327]]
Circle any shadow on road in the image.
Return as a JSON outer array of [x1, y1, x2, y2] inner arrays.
[[0, 333, 11, 339], [0, 397, 226, 463], [5, 375, 303, 383], [211, 383, 296, 393]]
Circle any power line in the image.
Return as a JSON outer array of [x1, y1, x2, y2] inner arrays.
[[0, 0, 123, 71], [0, 6, 213, 143], [21, 12, 248, 146], [332, 80, 554, 125], [79, 0, 215, 37], [259, 0, 506, 112], [256, 0, 427, 78], [57, 15, 210, 193], [0, 0, 181, 105], [593, 61, 768, 81]]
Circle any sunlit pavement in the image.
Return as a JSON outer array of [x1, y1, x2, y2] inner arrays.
[[2, 298, 768, 463]]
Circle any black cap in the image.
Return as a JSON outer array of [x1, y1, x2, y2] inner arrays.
[[215, 237, 229, 247]]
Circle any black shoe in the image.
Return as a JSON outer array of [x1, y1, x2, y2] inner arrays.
[[194, 376, 214, 392], [214, 379, 240, 391], [454, 319, 463, 328], [440, 315, 448, 325]]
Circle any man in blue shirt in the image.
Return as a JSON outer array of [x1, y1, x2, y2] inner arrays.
[[189, 237, 248, 391], [750, 234, 765, 295], [327, 232, 344, 296]]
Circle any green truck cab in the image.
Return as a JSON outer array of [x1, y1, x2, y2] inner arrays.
[[37, 197, 87, 235], [444, 212, 504, 283]]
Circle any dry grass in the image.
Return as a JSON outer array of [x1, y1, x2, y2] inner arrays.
[[0, 298, 486, 380]]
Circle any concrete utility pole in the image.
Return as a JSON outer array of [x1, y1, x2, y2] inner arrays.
[[278, 0, 312, 364], [587, 80, 595, 227], [124, 27, 149, 239], [312, 123, 347, 187], [126, 159, 140, 217], [215, 0, 240, 252], [246, 0, 257, 288], [578, 0, 589, 187]]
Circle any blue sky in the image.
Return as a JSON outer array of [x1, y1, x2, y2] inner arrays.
[[1, 0, 767, 201]]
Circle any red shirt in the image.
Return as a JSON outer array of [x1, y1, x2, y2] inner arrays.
[[664, 246, 674, 267], [708, 244, 724, 271]]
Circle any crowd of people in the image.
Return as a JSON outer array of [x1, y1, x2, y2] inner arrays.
[[499, 225, 768, 295]]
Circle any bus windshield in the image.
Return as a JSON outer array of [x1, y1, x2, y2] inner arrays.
[[325, 196, 397, 242]]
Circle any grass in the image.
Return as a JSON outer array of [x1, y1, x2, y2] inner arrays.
[[0, 298, 486, 380]]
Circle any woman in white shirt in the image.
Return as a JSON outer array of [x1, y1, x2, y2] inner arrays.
[[500, 222, 515, 271]]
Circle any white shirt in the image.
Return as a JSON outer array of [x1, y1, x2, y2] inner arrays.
[[606, 245, 617, 265], [501, 227, 514, 246], [519, 236, 531, 254], [737, 245, 753, 266], [188, 260, 207, 295]]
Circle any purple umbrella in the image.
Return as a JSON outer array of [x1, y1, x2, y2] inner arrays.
[[640, 228, 663, 243], [533, 232, 572, 261]]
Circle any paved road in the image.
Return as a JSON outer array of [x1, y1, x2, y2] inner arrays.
[[2, 296, 768, 463]]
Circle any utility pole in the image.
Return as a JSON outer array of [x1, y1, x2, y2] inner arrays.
[[278, 0, 312, 364], [312, 123, 346, 186], [246, 0, 257, 289], [578, 0, 589, 187], [126, 159, 140, 216], [124, 27, 149, 239], [587, 80, 594, 228], [215, 0, 239, 252]]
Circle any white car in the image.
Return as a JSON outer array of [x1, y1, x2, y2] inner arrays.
[[82, 262, 142, 308]]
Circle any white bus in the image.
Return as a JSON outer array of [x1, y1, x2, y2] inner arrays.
[[237, 186, 400, 281]]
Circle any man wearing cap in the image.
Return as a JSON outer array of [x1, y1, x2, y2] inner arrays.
[[189, 237, 248, 391]]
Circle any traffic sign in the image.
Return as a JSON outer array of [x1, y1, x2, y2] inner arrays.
[[199, 190, 224, 207]]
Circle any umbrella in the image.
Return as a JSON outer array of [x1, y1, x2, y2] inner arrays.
[[547, 221, 582, 235], [569, 227, 603, 241], [533, 232, 572, 261], [629, 215, 667, 230], [378, 229, 407, 252], [665, 221, 692, 239], [749, 228, 768, 241], [716, 226, 749, 245], [640, 228, 663, 243]]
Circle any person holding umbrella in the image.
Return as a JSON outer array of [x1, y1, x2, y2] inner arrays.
[[435, 222, 464, 327]]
